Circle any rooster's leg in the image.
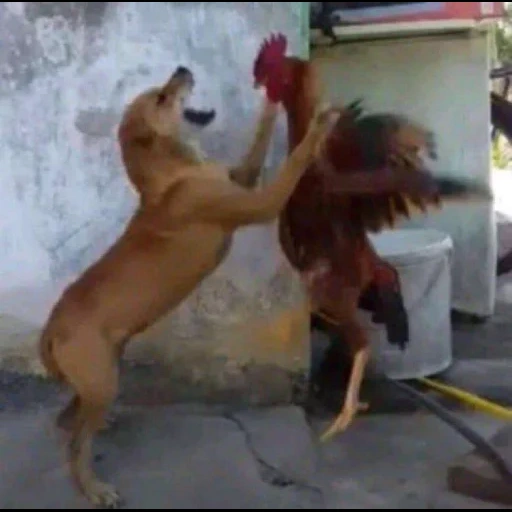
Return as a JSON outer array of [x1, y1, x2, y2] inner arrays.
[[320, 319, 370, 442]]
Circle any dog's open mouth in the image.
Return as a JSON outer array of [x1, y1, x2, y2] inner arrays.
[[183, 108, 216, 127]]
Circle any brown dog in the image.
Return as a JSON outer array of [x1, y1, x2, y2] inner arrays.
[[38, 65, 338, 508]]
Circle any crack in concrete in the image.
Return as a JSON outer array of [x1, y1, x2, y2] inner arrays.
[[223, 412, 324, 501]]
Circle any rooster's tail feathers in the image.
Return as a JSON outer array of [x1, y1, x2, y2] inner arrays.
[[434, 175, 492, 202], [345, 98, 364, 117], [354, 175, 491, 233]]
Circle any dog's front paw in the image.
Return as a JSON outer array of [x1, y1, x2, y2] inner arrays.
[[85, 480, 122, 509], [314, 103, 342, 133]]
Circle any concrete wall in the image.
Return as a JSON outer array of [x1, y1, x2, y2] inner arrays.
[[312, 32, 496, 317], [0, 2, 311, 404]]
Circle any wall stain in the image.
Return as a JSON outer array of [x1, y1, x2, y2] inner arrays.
[[74, 108, 118, 138], [24, 2, 110, 28]]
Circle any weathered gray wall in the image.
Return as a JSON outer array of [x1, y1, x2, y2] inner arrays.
[[0, 2, 311, 404]]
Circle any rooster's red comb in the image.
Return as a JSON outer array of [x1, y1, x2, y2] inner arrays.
[[253, 32, 288, 80]]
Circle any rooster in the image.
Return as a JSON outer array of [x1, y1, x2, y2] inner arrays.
[[253, 34, 490, 441]]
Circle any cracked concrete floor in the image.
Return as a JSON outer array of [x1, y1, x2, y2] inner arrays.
[[0, 399, 509, 508], [0, 404, 325, 509], [1, 307, 512, 509], [312, 411, 508, 509], [1, 305, 512, 508], [1, 297, 512, 509]]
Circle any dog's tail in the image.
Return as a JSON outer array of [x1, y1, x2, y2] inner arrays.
[[39, 327, 63, 381]]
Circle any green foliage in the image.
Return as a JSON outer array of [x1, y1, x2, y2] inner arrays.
[[495, 4, 512, 64], [493, 5, 512, 169], [492, 136, 509, 169]]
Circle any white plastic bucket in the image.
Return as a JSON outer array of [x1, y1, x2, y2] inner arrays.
[[364, 228, 454, 380]]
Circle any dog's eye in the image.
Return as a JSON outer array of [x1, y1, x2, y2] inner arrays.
[[156, 93, 166, 105]]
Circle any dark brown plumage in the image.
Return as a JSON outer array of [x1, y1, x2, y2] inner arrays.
[[253, 34, 490, 439]]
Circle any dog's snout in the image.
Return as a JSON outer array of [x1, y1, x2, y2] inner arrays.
[[174, 66, 192, 77], [163, 65, 194, 95]]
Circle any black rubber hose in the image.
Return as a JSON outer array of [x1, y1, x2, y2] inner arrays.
[[384, 376, 512, 483]]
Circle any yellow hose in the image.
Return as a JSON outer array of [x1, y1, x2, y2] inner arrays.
[[418, 377, 512, 421]]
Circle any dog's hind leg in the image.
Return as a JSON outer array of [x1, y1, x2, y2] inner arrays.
[[70, 397, 120, 508], [57, 395, 116, 433], [54, 332, 121, 508], [57, 395, 80, 432]]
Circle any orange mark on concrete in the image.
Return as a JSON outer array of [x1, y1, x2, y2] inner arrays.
[[223, 301, 311, 369]]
